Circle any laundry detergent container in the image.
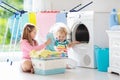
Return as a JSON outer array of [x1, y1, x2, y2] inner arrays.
[[94, 46, 109, 72]]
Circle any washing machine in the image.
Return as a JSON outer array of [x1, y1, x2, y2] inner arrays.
[[67, 11, 96, 68]]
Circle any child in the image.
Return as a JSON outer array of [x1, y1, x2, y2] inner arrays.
[[54, 27, 80, 69], [54, 27, 79, 53], [20, 23, 51, 73]]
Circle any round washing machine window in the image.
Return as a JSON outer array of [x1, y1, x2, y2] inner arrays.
[[72, 23, 89, 43]]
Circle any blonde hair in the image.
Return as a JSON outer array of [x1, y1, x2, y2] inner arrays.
[[56, 27, 67, 36], [22, 23, 37, 46]]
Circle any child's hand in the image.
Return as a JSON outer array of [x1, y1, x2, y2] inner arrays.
[[72, 41, 80, 44], [68, 41, 80, 47], [45, 39, 51, 46], [68, 43, 75, 47]]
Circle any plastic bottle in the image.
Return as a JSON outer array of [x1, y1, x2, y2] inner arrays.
[[117, 9, 120, 25], [109, 9, 118, 28]]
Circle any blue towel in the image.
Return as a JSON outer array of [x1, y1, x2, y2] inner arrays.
[[56, 13, 67, 24], [8, 13, 29, 41], [46, 33, 55, 51], [8, 14, 20, 40], [19, 13, 29, 34]]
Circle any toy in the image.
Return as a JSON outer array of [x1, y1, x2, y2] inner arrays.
[[56, 45, 67, 52]]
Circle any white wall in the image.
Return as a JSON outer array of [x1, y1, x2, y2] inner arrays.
[[32, 0, 52, 12], [81, 0, 120, 12], [24, 0, 120, 12], [94, 12, 109, 48], [51, 0, 82, 11], [24, 0, 82, 12], [24, 0, 32, 11], [94, 0, 120, 12]]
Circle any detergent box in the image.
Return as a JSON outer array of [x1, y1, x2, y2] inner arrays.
[[31, 58, 66, 75], [30, 50, 67, 75]]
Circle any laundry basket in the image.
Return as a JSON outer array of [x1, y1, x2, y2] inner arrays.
[[31, 58, 66, 75], [94, 45, 109, 72]]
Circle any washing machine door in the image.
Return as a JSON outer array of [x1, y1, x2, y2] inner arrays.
[[71, 22, 89, 43]]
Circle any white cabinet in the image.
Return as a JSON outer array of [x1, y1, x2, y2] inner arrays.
[[107, 30, 120, 75]]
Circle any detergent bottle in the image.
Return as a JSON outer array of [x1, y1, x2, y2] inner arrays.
[[117, 9, 120, 25], [109, 9, 119, 28]]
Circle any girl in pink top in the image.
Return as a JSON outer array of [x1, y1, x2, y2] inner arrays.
[[20, 23, 51, 73]]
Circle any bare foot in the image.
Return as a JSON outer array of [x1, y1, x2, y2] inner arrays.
[[66, 64, 76, 69], [66, 66, 72, 69], [31, 68, 34, 74], [66, 65, 72, 69]]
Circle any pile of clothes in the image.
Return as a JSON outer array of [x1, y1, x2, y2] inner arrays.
[[30, 50, 67, 59]]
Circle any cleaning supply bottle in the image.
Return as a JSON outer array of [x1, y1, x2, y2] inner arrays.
[[117, 9, 120, 25], [109, 9, 118, 28]]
